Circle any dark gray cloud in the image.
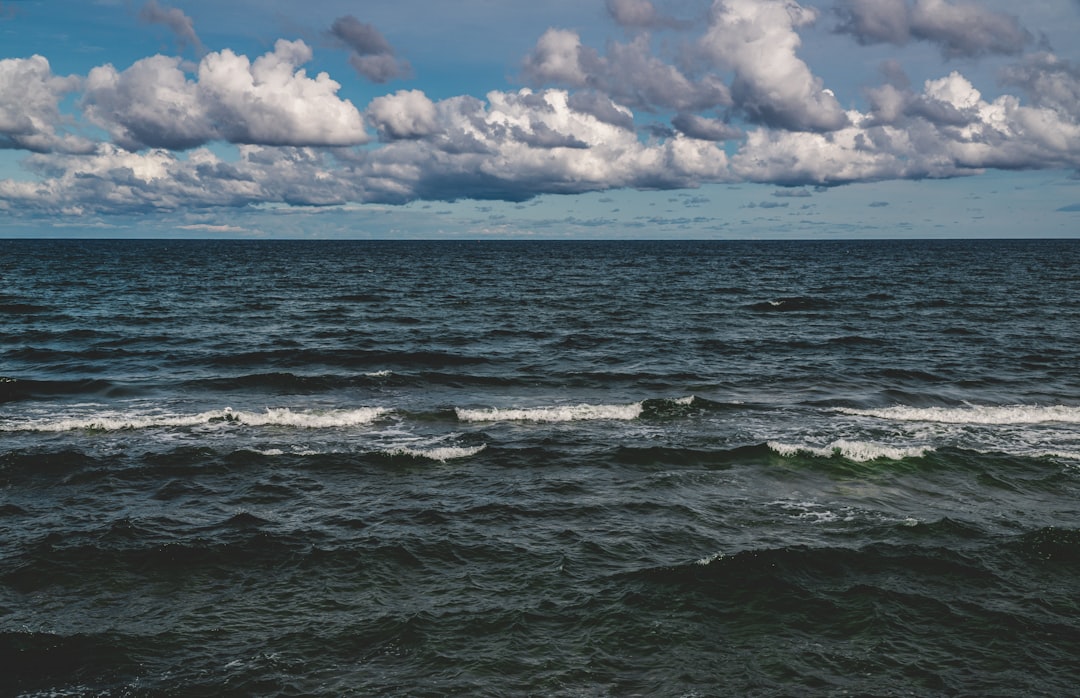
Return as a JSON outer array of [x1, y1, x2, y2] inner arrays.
[[566, 91, 635, 130], [605, 0, 692, 30], [671, 113, 741, 141], [835, 0, 1032, 58], [328, 15, 411, 83], [1001, 52, 1080, 115], [510, 121, 589, 149], [139, 0, 203, 54], [523, 29, 731, 113], [835, 0, 910, 44]]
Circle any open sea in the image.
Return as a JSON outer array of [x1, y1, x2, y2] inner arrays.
[[2, 238, 1079, 697]]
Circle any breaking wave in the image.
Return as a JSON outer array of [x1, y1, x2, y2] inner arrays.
[[456, 402, 644, 423], [0, 406, 389, 432], [454, 396, 701, 423], [767, 439, 934, 462], [838, 404, 1080, 424], [380, 444, 487, 462]]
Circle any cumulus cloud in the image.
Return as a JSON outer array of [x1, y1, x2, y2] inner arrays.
[[0, 56, 94, 153], [82, 40, 369, 150], [1, 2, 1079, 219], [139, 0, 203, 54], [731, 68, 1080, 185], [835, 0, 1032, 58], [0, 143, 360, 215], [3, 88, 732, 214], [327, 15, 412, 83], [523, 28, 731, 112], [367, 89, 439, 139], [355, 88, 731, 202], [1001, 52, 1080, 115], [699, 0, 849, 132]]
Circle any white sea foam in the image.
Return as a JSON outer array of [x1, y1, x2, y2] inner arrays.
[[383, 444, 487, 462], [768, 439, 933, 462], [696, 551, 725, 566], [837, 404, 1080, 425], [770, 499, 849, 523], [0, 406, 389, 432], [233, 407, 388, 428], [455, 402, 643, 423], [0, 410, 223, 432]]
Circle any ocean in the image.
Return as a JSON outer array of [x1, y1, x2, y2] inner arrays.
[[2, 238, 1079, 696]]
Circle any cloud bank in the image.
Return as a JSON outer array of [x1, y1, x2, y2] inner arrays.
[[0, 0, 1078, 218]]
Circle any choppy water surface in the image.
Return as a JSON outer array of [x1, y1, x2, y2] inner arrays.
[[2, 239, 1079, 696]]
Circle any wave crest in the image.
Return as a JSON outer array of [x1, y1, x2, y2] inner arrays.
[[768, 439, 933, 462], [837, 405, 1080, 425], [381, 444, 487, 462], [1, 406, 389, 433], [455, 402, 643, 423]]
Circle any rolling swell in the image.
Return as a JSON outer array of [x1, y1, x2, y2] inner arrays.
[[194, 348, 490, 370], [4, 239, 1080, 695], [0, 377, 129, 403], [617, 531, 1080, 694]]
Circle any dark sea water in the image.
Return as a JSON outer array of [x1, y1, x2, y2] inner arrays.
[[2, 239, 1080, 697]]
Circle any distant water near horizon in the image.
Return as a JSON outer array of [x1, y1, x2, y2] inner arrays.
[[3, 238, 1080, 696]]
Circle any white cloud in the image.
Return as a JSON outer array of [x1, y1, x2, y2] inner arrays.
[[522, 28, 589, 86], [357, 88, 732, 201], [367, 89, 440, 139], [2, 88, 732, 214], [82, 40, 369, 150], [0, 2, 1078, 220], [699, 0, 849, 132], [0, 56, 93, 153], [0, 142, 362, 214], [732, 66, 1080, 185]]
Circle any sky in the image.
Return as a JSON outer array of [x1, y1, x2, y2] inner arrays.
[[0, 0, 1078, 239]]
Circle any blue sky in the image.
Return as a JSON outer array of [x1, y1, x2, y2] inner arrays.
[[1, 0, 1078, 238]]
